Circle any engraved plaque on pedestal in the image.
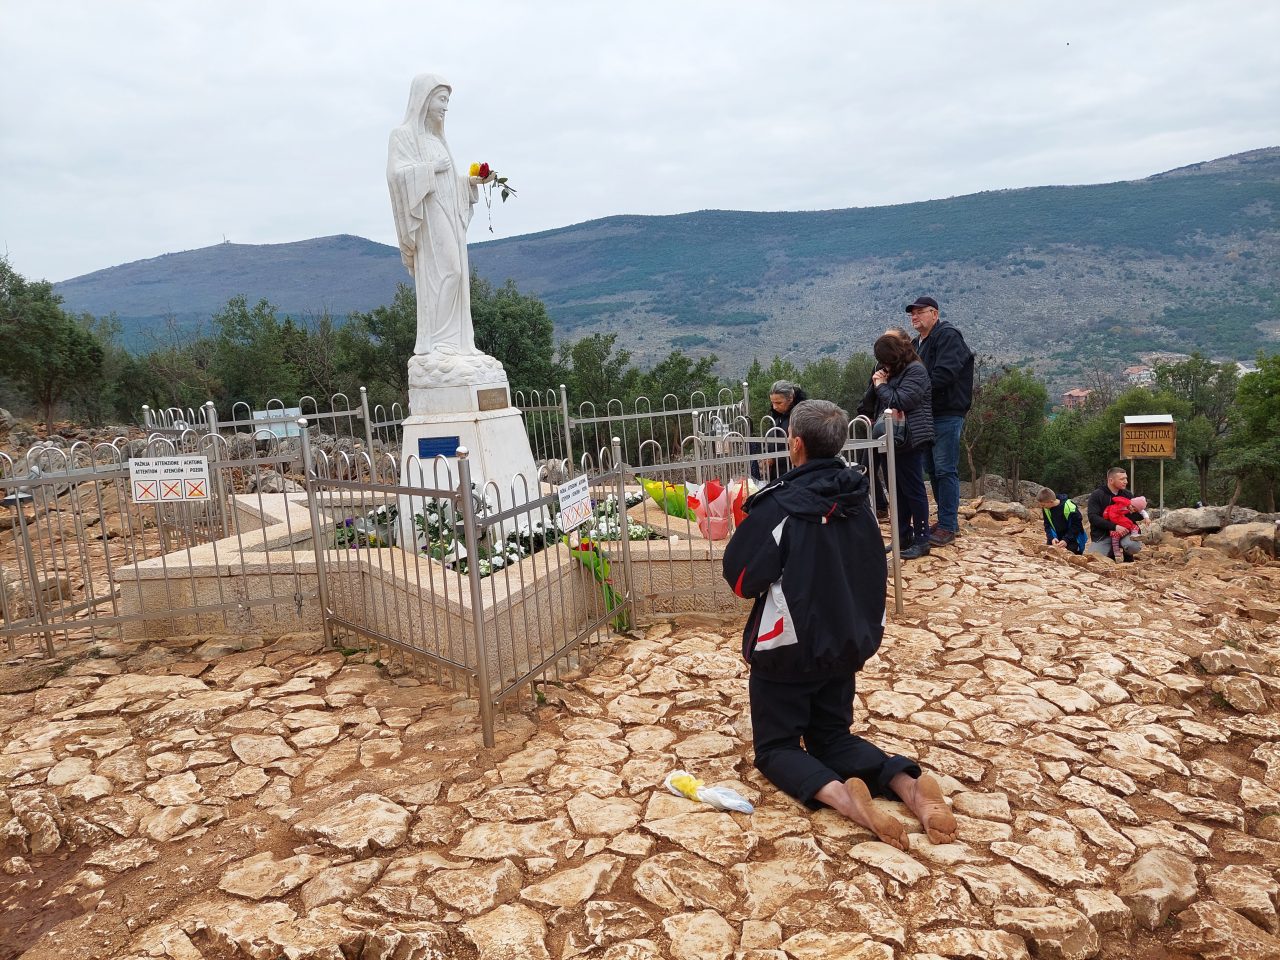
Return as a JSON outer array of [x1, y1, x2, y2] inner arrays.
[[476, 387, 510, 412]]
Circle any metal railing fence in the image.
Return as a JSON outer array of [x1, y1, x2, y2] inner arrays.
[[1, 432, 319, 656], [5, 392, 898, 748]]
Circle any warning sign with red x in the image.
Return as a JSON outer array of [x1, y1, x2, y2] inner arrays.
[[129, 456, 211, 504]]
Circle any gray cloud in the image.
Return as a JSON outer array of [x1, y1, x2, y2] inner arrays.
[[2, 0, 1277, 282]]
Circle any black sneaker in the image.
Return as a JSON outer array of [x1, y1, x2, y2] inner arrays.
[[901, 541, 932, 560], [886, 533, 913, 553]]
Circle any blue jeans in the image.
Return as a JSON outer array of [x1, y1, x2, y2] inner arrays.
[[928, 415, 964, 533]]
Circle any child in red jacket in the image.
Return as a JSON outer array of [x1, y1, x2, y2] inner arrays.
[[1102, 495, 1147, 562]]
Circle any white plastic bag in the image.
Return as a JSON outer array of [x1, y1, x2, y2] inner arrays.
[[664, 769, 753, 814]]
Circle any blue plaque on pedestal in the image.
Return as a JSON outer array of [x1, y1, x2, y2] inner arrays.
[[418, 436, 460, 459]]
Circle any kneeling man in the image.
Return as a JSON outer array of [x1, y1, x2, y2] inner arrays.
[[723, 399, 955, 848]]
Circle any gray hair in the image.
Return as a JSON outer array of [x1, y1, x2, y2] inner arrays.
[[769, 379, 799, 400], [788, 399, 847, 459]]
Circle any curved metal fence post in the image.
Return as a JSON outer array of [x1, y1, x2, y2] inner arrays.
[[882, 410, 903, 616], [741, 380, 750, 424], [457, 449, 496, 748], [611, 437, 635, 630], [205, 400, 231, 537], [299, 418, 335, 648], [559, 384, 575, 478], [359, 387, 376, 479]]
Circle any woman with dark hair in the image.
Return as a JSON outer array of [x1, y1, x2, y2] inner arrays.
[[863, 330, 934, 558]]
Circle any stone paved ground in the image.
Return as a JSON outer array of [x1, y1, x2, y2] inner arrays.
[[2, 513, 1280, 960]]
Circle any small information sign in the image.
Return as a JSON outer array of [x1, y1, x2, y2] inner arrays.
[[252, 407, 303, 438], [1120, 422, 1177, 459], [557, 475, 592, 531], [130, 456, 211, 503]]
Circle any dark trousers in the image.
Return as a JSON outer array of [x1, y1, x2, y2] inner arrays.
[[894, 447, 930, 542], [750, 671, 920, 809]]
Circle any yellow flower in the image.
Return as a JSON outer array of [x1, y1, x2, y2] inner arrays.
[[468, 162, 481, 177]]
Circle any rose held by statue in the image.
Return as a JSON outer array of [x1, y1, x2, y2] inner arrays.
[[469, 161, 518, 232]]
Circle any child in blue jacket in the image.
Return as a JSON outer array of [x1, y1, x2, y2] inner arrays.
[[1036, 487, 1087, 554]]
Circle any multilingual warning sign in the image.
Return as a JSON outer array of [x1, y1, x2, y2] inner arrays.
[[129, 456, 211, 503], [557, 474, 592, 531]]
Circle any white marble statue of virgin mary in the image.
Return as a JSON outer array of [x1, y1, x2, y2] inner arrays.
[[387, 74, 491, 357]]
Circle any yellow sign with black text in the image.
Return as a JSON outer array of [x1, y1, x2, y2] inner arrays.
[[1121, 424, 1176, 459]]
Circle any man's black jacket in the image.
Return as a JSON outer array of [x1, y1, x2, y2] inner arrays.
[[722, 458, 885, 678], [913, 320, 974, 418]]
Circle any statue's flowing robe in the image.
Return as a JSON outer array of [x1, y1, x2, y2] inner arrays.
[[387, 74, 479, 355]]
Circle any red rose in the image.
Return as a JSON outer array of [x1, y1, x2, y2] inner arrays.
[[478, 162, 491, 178]]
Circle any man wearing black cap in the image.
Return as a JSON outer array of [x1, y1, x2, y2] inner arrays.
[[906, 296, 974, 547]]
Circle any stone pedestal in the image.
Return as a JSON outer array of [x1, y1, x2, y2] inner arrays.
[[397, 350, 539, 551]]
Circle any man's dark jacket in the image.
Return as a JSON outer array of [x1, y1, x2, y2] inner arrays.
[[912, 320, 974, 418], [722, 458, 885, 679], [1086, 484, 1140, 542]]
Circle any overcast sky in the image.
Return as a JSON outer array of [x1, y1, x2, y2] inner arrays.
[[2, 1, 1277, 283]]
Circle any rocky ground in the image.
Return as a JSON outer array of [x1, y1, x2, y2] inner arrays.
[[2, 510, 1280, 960]]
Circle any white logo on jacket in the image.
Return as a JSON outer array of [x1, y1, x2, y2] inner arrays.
[[755, 517, 798, 651]]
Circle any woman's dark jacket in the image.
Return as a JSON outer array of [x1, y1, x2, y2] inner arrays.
[[858, 360, 935, 451]]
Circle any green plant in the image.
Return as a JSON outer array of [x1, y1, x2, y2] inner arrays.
[[335, 504, 398, 548]]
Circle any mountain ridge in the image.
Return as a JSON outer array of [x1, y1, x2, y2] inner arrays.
[[54, 147, 1280, 387]]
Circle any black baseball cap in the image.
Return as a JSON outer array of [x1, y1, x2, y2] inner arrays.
[[905, 296, 939, 312]]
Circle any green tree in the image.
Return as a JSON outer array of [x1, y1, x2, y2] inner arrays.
[[1218, 354, 1280, 511], [637, 351, 723, 403], [1152, 352, 1239, 503], [559, 333, 641, 406], [341, 283, 416, 406], [137, 316, 221, 411], [209, 295, 303, 405], [961, 365, 1048, 493], [68, 313, 159, 425], [1036, 410, 1091, 495], [0, 258, 105, 428], [472, 276, 559, 397], [841, 353, 877, 417], [295, 311, 356, 407], [1075, 387, 1199, 504]]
